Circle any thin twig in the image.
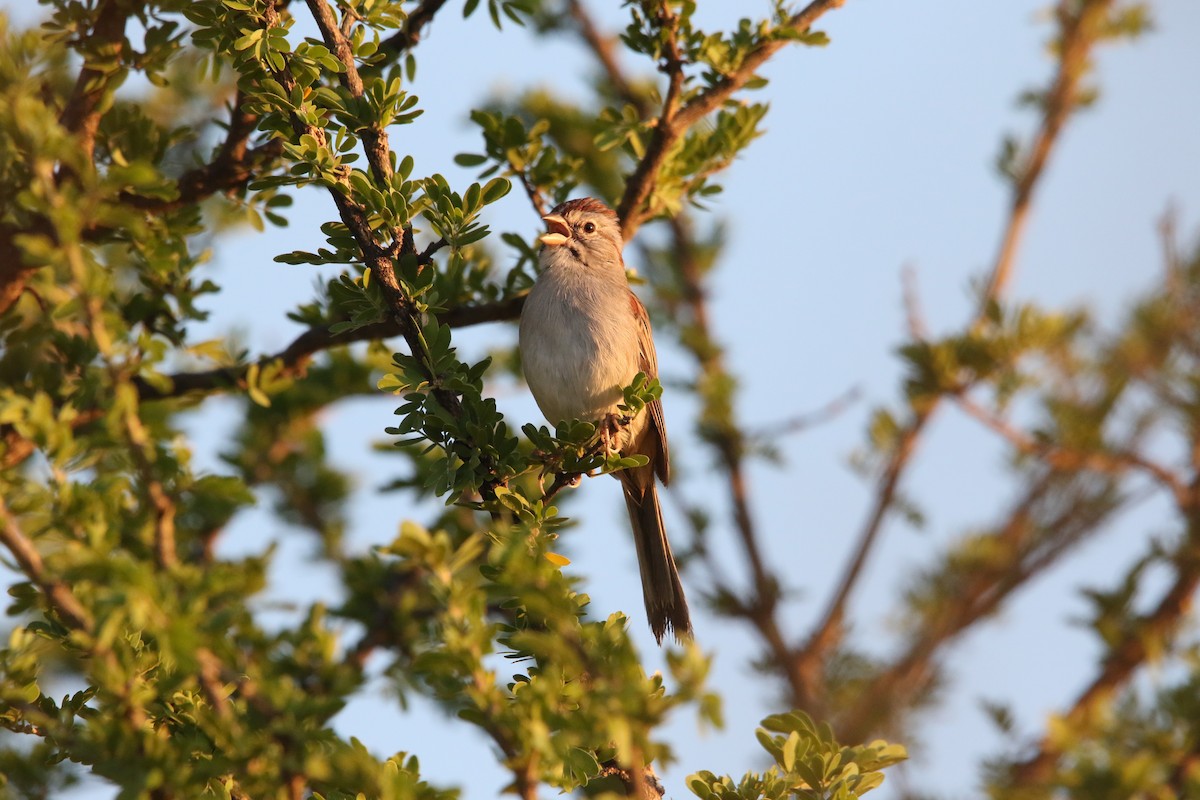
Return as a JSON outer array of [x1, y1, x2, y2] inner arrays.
[[955, 393, 1187, 505], [902, 265, 928, 341], [749, 386, 861, 441]]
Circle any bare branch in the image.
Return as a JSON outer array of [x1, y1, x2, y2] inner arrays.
[[797, 407, 930, 700], [750, 386, 861, 441]]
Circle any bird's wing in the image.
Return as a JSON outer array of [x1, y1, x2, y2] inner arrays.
[[630, 291, 670, 485]]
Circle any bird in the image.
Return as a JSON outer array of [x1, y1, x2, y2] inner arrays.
[[518, 197, 692, 644]]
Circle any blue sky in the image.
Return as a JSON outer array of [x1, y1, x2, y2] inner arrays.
[[6, 1, 1200, 798]]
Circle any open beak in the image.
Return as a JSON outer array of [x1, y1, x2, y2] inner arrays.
[[539, 214, 570, 247]]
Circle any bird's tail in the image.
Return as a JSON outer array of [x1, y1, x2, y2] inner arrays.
[[621, 480, 692, 644]]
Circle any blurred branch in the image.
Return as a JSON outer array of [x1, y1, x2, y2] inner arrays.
[[663, 211, 799, 693], [0, 497, 94, 631], [516, 165, 549, 218], [0, 0, 128, 313], [793, 0, 1116, 713], [121, 90, 284, 213], [839, 470, 1129, 740], [1009, 511, 1200, 788], [749, 386, 861, 442], [902, 265, 928, 341], [980, 0, 1115, 309], [57, 0, 128, 165], [618, 0, 848, 239], [955, 393, 1187, 505], [567, 0, 652, 115]]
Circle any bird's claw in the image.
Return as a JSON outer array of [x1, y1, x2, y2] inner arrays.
[[599, 413, 628, 454]]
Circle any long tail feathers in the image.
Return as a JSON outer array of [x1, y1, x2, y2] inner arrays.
[[622, 482, 692, 644]]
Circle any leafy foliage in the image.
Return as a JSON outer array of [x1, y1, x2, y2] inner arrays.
[[0, 0, 1188, 799]]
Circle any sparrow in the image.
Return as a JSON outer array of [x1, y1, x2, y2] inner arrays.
[[518, 197, 692, 643]]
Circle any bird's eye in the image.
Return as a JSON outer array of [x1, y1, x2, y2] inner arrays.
[[582, 222, 596, 234]]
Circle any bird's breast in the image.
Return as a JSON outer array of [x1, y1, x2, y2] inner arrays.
[[519, 271, 641, 425]]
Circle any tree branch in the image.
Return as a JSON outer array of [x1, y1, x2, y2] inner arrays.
[[57, 0, 129, 165], [0, 0, 129, 313], [121, 90, 284, 213], [617, 0, 847, 239], [135, 294, 526, 402], [955, 393, 1187, 505], [0, 497, 93, 632], [792, 0, 1115, 710], [980, 0, 1114, 309], [566, 0, 652, 116], [1008, 520, 1200, 788], [838, 471, 1130, 740], [658, 211, 804, 695]]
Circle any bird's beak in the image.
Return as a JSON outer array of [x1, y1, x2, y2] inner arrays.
[[539, 214, 570, 247]]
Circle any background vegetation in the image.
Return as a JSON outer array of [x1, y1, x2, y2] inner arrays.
[[0, 1, 1196, 798]]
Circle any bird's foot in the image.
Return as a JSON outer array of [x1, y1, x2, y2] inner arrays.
[[599, 413, 630, 454]]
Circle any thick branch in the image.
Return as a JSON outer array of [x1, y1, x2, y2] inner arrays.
[[57, 0, 129, 164], [305, 0, 392, 188]]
